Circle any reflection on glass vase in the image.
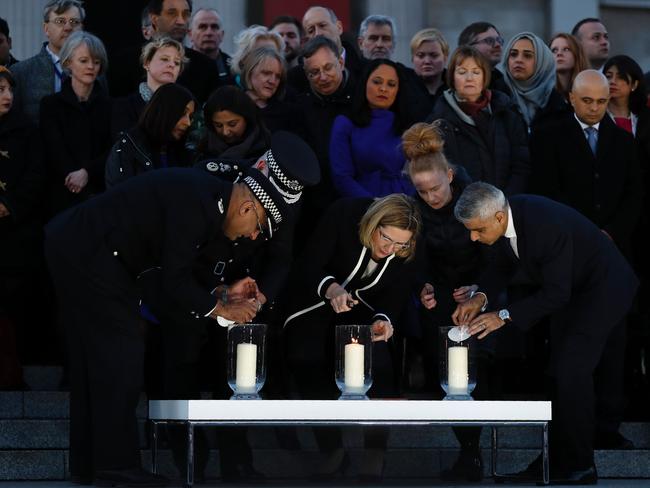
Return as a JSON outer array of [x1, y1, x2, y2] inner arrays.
[[227, 323, 267, 399], [335, 324, 373, 399], [439, 325, 477, 400]]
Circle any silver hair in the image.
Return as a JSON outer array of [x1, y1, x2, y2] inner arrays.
[[43, 0, 85, 23], [454, 182, 508, 223], [231, 25, 284, 76], [59, 31, 108, 76], [359, 14, 396, 40], [190, 7, 222, 30]]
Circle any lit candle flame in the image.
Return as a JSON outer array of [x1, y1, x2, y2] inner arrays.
[[351, 337, 359, 344]]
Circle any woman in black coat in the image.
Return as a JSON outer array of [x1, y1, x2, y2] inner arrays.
[[283, 194, 420, 480], [402, 122, 491, 480], [195, 85, 271, 162], [39, 32, 112, 216], [0, 67, 45, 388], [105, 83, 195, 188], [428, 46, 530, 195], [110, 36, 186, 139]]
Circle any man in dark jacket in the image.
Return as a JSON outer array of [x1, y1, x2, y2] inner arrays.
[[108, 0, 221, 102], [452, 182, 638, 485], [531, 70, 642, 257], [293, 36, 357, 242], [287, 6, 365, 94], [45, 168, 290, 486]]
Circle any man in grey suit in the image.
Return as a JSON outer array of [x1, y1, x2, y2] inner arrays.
[[11, 0, 84, 125]]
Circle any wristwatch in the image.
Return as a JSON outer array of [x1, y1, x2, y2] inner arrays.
[[498, 309, 512, 324]]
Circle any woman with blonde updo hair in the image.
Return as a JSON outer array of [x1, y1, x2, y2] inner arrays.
[[403, 122, 490, 482]]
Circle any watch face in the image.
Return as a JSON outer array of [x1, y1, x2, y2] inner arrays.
[[499, 309, 510, 321]]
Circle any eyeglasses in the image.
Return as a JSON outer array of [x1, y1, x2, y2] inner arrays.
[[305, 63, 337, 80], [49, 17, 83, 27], [378, 227, 410, 251], [471, 36, 504, 47], [250, 201, 267, 238]]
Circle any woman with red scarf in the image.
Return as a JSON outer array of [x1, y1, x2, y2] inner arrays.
[[427, 46, 530, 195]]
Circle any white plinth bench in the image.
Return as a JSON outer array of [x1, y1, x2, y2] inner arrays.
[[148, 399, 552, 486]]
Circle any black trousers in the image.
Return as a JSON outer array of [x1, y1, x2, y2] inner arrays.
[[284, 306, 397, 454], [46, 239, 143, 475], [548, 288, 630, 470]]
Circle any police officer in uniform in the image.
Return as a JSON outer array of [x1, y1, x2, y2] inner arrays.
[[45, 167, 290, 486]]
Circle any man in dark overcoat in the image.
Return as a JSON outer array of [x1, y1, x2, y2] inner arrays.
[[452, 182, 638, 485]]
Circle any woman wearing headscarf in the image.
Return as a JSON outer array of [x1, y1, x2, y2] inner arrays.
[[497, 32, 569, 132], [428, 46, 530, 195], [105, 83, 195, 188]]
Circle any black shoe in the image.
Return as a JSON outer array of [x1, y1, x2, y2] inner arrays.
[[220, 462, 265, 483], [310, 448, 350, 481], [594, 431, 635, 450], [494, 455, 543, 484], [440, 450, 483, 482], [358, 448, 385, 483], [94, 467, 169, 487], [548, 465, 598, 485], [69, 473, 92, 485]]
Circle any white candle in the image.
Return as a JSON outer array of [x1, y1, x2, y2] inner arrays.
[[448, 346, 468, 394], [344, 342, 365, 388], [236, 343, 257, 390]]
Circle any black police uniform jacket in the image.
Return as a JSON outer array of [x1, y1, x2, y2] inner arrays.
[[283, 197, 416, 329], [45, 168, 232, 319], [191, 158, 295, 304]]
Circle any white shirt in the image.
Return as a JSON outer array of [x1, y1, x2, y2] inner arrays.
[[574, 113, 601, 138], [46, 44, 63, 92], [504, 206, 519, 258]]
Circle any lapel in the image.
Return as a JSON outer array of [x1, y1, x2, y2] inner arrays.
[[509, 199, 526, 263], [569, 116, 596, 162], [595, 116, 615, 167]]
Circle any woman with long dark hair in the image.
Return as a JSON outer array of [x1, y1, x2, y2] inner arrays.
[[105, 83, 195, 188], [195, 85, 271, 161], [329, 58, 415, 198], [548, 33, 589, 100]]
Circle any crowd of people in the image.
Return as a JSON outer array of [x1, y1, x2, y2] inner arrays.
[[1, 0, 650, 485]]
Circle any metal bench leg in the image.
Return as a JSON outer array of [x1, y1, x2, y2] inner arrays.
[[151, 421, 158, 474], [542, 422, 549, 485], [491, 426, 498, 477], [186, 422, 194, 488]]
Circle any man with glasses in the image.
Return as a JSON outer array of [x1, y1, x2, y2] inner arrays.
[[457, 21, 505, 90], [572, 18, 610, 70], [294, 36, 358, 241], [287, 5, 365, 94], [11, 0, 84, 125]]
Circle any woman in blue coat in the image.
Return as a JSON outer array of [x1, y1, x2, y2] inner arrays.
[[329, 59, 416, 198]]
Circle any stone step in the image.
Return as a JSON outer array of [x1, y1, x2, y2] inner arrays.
[[1, 448, 649, 481], [3, 418, 650, 451], [2, 390, 650, 449], [22, 366, 64, 391]]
